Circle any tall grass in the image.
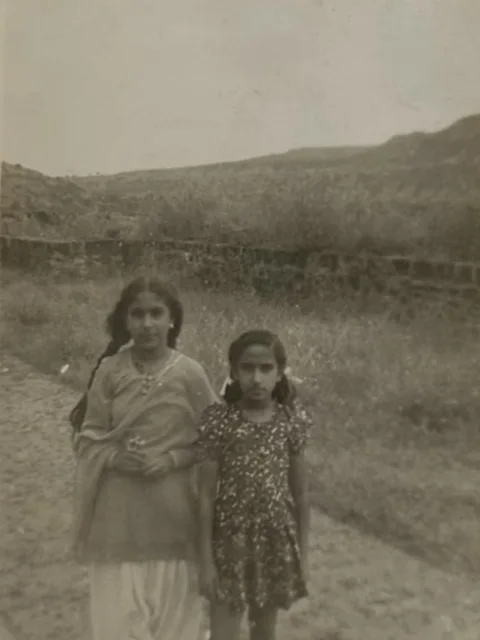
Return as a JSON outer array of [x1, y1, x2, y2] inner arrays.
[[2, 267, 480, 575]]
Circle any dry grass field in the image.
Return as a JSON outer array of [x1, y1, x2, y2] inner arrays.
[[2, 267, 480, 638]]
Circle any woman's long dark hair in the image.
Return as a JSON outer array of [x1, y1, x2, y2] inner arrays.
[[222, 329, 296, 407], [69, 276, 183, 432]]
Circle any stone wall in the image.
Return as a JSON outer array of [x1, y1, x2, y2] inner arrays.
[[1, 234, 479, 302]]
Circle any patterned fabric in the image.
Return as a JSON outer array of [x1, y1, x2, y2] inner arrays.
[[197, 400, 312, 612]]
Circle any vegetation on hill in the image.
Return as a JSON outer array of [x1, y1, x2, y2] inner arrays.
[[1, 113, 479, 259]]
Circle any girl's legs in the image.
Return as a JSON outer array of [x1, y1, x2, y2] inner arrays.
[[248, 606, 278, 640], [209, 602, 243, 640]]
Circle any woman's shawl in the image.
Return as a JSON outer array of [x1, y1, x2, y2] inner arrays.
[[71, 351, 185, 557]]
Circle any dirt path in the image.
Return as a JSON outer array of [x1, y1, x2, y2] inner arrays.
[[1, 353, 480, 640]]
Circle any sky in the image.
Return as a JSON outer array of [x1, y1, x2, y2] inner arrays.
[[1, 0, 480, 176]]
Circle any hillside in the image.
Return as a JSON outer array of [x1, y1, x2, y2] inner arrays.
[[74, 113, 480, 194], [76, 144, 370, 192], [353, 114, 480, 167], [1, 113, 480, 258], [0, 163, 139, 239]]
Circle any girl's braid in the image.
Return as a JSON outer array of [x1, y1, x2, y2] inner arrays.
[[69, 302, 130, 432]]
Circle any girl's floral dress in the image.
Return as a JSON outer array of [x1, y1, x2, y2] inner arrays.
[[197, 400, 311, 613]]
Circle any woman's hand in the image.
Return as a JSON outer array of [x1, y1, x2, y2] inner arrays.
[[143, 453, 175, 478], [110, 450, 146, 475], [199, 557, 220, 602]]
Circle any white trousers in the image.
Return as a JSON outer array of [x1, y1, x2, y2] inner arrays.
[[89, 560, 208, 640]]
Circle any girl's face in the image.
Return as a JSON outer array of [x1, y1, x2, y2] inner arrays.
[[126, 291, 172, 353], [233, 344, 282, 405]]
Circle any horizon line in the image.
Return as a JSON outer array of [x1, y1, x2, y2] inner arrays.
[[2, 109, 479, 180]]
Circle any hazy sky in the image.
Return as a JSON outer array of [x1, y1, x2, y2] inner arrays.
[[2, 0, 480, 176]]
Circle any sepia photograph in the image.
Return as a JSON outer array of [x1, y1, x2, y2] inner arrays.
[[1, 1, 480, 639]]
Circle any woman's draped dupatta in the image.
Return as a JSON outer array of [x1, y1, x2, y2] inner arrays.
[[71, 353, 183, 559]]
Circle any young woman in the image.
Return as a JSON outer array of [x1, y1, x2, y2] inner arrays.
[[71, 275, 218, 640], [197, 330, 311, 640]]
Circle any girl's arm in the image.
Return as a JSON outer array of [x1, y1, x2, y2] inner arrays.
[[195, 403, 225, 597], [198, 459, 219, 566], [289, 449, 310, 576]]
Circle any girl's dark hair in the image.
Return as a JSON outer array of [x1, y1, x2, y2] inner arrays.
[[69, 276, 183, 432], [222, 329, 296, 407]]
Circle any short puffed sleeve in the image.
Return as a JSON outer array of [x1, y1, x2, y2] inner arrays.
[[196, 403, 230, 461], [287, 400, 313, 455]]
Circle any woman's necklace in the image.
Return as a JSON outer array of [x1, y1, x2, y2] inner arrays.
[[132, 349, 173, 395]]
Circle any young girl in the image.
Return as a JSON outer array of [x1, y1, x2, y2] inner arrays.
[[197, 330, 311, 640], [71, 275, 218, 640]]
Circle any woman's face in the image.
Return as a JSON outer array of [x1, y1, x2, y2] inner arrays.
[[126, 291, 172, 353], [233, 344, 282, 405]]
